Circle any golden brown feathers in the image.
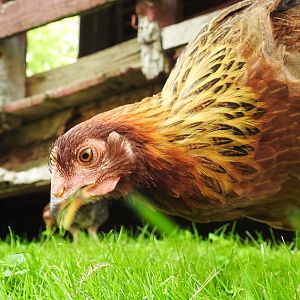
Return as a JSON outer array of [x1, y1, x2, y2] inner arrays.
[[51, 0, 300, 230]]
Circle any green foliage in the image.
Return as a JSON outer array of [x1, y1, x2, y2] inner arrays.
[[128, 193, 178, 235], [26, 17, 79, 76], [0, 229, 300, 299]]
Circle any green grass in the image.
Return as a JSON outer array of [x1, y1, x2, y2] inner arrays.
[[0, 228, 299, 299]]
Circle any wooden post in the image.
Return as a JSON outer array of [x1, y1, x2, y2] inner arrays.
[[0, 0, 26, 108], [0, 34, 26, 107]]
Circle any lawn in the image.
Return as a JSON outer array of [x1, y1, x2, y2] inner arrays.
[[0, 228, 299, 299]]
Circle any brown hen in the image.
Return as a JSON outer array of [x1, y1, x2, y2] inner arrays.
[[50, 0, 300, 230]]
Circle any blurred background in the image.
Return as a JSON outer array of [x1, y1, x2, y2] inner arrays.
[[0, 0, 294, 240]]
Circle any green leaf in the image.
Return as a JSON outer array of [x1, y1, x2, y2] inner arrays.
[[128, 192, 178, 235]]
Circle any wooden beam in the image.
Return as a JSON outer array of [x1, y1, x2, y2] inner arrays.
[[3, 39, 144, 121], [0, 166, 50, 199], [161, 9, 222, 50], [0, 0, 117, 39]]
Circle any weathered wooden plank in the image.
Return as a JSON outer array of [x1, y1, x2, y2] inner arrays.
[[6, 69, 151, 120], [3, 39, 141, 119], [27, 38, 140, 96], [0, 34, 26, 106], [0, 165, 50, 185], [0, 165, 50, 199], [161, 10, 222, 50], [0, 0, 117, 39]]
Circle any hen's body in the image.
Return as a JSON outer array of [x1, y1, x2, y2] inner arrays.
[[52, 0, 300, 230]]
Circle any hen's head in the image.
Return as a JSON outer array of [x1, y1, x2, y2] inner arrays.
[[49, 120, 136, 229]]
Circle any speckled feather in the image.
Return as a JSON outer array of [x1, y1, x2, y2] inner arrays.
[[53, 0, 300, 229]]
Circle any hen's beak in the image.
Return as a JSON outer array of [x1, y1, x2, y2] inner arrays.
[[50, 177, 120, 229], [50, 187, 65, 218], [50, 191, 84, 230]]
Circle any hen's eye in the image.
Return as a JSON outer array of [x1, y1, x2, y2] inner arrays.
[[78, 147, 93, 163]]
